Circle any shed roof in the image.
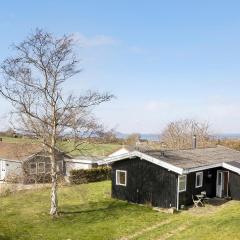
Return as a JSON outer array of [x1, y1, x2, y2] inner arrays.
[[224, 161, 240, 169], [102, 145, 240, 174], [143, 145, 240, 169], [0, 142, 43, 161]]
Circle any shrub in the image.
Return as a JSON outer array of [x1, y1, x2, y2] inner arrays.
[[69, 167, 111, 184], [0, 184, 18, 197], [23, 173, 65, 184]]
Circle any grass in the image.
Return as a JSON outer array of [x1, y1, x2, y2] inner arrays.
[[0, 135, 121, 157], [1, 181, 240, 240], [0, 136, 39, 144], [57, 142, 121, 157]]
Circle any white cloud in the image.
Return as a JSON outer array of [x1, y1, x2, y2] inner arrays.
[[72, 33, 119, 48]]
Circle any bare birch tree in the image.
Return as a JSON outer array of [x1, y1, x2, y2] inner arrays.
[[161, 119, 210, 149], [0, 29, 113, 217]]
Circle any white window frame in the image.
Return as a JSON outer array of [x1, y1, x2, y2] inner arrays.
[[29, 163, 37, 175], [195, 172, 203, 188], [38, 162, 45, 174], [178, 175, 187, 192], [116, 170, 127, 186]]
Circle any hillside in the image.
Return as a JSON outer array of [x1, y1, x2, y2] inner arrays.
[[0, 136, 121, 157]]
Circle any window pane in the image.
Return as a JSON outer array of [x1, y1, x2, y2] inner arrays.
[[196, 172, 203, 187], [197, 175, 200, 186], [29, 163, 36, 174], [179, 181, 185, 190], [179, 176, 186, 191], [119, 172, 125, 184], [38, 163, 45, 173], [116, 170, 126, 185]]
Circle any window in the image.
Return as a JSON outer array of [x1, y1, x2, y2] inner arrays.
[[29, 163, 37, 175], [178, 175, 187, 192], [38, 162, 45, 174], [57, 161, 63, 172], [195, 172, 203, 188], [116, 170, 127, 186]]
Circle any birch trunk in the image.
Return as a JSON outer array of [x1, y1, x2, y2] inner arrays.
[[50, 153, 58, 216], [49, 109, 58, 216]]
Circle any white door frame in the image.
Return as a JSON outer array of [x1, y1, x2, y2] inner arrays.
[[216, 170, 229, 198], [0, 160, 3, 181]]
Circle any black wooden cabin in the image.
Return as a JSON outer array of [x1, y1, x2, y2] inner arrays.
[[103, 146, 240, 210]]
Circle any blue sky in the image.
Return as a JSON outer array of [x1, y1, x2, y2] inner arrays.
[[1, 1, 240, 134]]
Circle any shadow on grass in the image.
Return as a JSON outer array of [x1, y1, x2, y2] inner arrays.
[[207, 198, 229, 206], [0, 235, 12, 240], [59, 200, 133, 215]]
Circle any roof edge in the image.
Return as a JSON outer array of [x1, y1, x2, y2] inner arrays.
[[100, 151, 183, 174], [0, 158, 22, 163], [183, 163, 223, 174], [223, 162, 240, 175]]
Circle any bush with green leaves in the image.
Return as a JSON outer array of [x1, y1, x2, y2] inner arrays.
[[70, 167, 111, 184]]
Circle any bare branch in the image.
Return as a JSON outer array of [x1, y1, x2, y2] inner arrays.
[[0, 29, 114, 216]]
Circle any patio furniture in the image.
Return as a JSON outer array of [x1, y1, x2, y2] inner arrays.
[[192, 194, 205, 207], [201, 191, 210, 204], [201, 191, 206, 196]]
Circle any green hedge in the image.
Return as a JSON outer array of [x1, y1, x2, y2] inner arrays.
[[69, 167, 111, 184]]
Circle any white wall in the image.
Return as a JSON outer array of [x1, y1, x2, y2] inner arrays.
[[65, 161, 93, 176], [0, 160, 22, 181], [0, 160, 5, 180]]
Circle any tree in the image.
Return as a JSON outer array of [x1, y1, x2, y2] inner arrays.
[[0, 29, 113, 216], [100, 129, 118, 143], [126, 133, 141, 146], [161, 119, 210, 149]]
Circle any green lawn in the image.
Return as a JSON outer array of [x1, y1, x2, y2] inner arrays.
[[57, 142, 121, 157], [1, 181, 240, 240], [0, 136, 39, 144], [0, 135, 121, 157]]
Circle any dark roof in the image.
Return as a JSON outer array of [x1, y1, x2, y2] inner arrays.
[[224, 160, 240, 169], [142, 145, 240, 169]]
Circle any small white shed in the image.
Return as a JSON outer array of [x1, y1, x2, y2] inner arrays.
[[0, 159, 22, 181], [65, 157, 101, 176]]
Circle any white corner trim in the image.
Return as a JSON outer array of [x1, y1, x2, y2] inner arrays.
[[176, 177, 179, 211]]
